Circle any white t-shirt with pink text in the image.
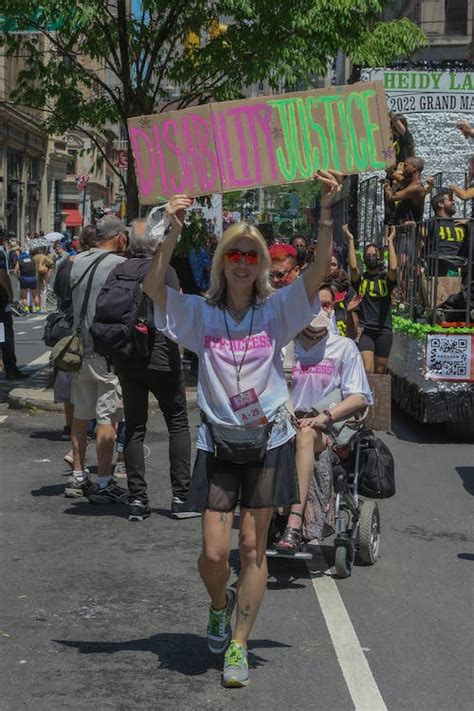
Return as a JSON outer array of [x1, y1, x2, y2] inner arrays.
[[291, 331, 373, 412], [155, 276, 317, 451]]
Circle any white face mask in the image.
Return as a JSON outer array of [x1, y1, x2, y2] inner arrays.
[[302, 309, 332, 339], [310, 309, 333, 327]]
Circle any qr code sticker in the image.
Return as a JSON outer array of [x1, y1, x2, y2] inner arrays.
[[427, 336, 470, 379]]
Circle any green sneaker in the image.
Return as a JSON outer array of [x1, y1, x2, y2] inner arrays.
[[207, 588, 235, 654], [222, 641, 249, 688]]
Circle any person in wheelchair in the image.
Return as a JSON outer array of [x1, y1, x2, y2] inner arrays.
[[273, 310, 373, 553]]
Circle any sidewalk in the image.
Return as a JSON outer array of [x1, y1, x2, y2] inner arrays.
[[7, 364, 198, 411]]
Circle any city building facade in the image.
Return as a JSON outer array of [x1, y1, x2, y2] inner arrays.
[[0, 36, 121, 243]]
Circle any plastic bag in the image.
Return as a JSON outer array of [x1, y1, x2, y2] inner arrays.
[[144, 204, 171, 245]]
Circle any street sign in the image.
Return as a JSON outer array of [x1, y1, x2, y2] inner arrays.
[[0, 10, 64, 33], [75, 175, 90, 191]]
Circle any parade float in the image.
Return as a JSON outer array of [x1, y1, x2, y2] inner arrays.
[[355, 64, 474, 439], [389, 314, 474, 438]]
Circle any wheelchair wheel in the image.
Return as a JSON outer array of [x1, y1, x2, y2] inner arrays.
[[358, 501, 380, 565], [335, 545, 353, 578]]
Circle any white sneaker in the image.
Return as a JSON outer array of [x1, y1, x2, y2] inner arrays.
[[113, 461, 128, 479]]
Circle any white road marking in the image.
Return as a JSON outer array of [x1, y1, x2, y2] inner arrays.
[[27, 351, 51, 367], [0, 416, 8, 423], [16, 332, 26, 336], [28, 314, 47, 322], [307, 546, 387, 711], [33, 325, 43, 330]]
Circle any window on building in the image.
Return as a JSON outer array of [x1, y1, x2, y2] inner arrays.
[[7, 149, 22, 179], [67, 150, 77, 175], [445, 0, 468, 35], [27, 157, 39, 183], [53, 180, 63, 231]]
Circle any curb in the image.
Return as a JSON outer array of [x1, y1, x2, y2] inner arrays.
[[8, 387, 62, 412], [8, 367, 199, 413]]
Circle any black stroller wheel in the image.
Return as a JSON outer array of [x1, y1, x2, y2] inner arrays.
[[358, 501, 380, 565], [335, 545, 354, 578]]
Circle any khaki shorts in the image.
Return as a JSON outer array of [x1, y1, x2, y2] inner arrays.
[[71, 354, 123, 424]]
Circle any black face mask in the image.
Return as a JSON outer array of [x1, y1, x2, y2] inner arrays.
[[296, 247, 306, 261], [364, 254, 379, 269], [445, 205, 456, 217]]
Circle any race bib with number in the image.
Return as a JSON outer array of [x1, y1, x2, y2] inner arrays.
[[229, 388, 268, 426]]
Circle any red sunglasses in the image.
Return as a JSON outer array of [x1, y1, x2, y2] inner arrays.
[[225, 249, 259, 265]]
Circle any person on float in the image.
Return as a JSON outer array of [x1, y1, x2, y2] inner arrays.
[[274, 309, 372, 552], [344, 225, 398, 374], [324, 264, 362, 340], [449, 155, 474, 216], [144, 170, 342, 688], [425, 191, 471, 276]]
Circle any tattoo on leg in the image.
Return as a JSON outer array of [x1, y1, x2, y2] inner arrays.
[[219, 512, 227, 523], [238, 603, 251, 622]]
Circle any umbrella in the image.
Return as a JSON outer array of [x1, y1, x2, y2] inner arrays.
[[45, 231, 64, 243]]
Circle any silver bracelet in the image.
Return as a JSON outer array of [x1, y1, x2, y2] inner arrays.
[[320, 219, 333, 226]]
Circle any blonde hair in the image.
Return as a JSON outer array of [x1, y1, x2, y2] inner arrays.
[[206, 222, 274, 306]]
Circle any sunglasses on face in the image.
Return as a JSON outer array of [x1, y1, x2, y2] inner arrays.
[[225, 249, 259, 265], [271, 267, 296, 280], [320, 301, 333, 309]]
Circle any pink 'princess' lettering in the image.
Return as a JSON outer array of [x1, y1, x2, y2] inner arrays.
[[204, 334, 272, 351], [292, 362, 335, 376]]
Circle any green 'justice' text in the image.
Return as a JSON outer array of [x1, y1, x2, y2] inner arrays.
[[268, 89, 385, 180]]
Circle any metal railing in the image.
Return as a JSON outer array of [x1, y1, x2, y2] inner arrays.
[[393, 219, 473, 326], [357, 175, 384, 247]]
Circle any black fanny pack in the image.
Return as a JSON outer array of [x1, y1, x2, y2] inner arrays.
[[202, 414, 274, 465]]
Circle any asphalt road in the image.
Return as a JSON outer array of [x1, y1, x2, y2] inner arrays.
[[0, 317, 472, 710], [9, 312, 48, 367]]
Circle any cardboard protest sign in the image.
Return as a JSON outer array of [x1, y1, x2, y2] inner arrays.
[[128, 81, 392, 204]]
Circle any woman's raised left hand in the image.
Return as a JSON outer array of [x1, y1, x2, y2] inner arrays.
[[165, 194, 194, 231]]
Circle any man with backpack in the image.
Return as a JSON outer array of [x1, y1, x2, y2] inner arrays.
[[91, 218, 197, 521], [67, 215, 128, 503]]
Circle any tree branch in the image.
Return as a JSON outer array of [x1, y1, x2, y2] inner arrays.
[[150, 32, 183, 106], [116, 0, 132, 102], [5, 95, 126, 191], [142, 0, 188, 94], [92, 15, 123, 78], [77, 125, 127, 191], [13, 10, 127, 121]]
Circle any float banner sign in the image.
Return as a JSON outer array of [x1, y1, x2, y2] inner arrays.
[[365, 69, 474, 114], [425, 334, 474, 382], [127, 81, 392, 203]]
